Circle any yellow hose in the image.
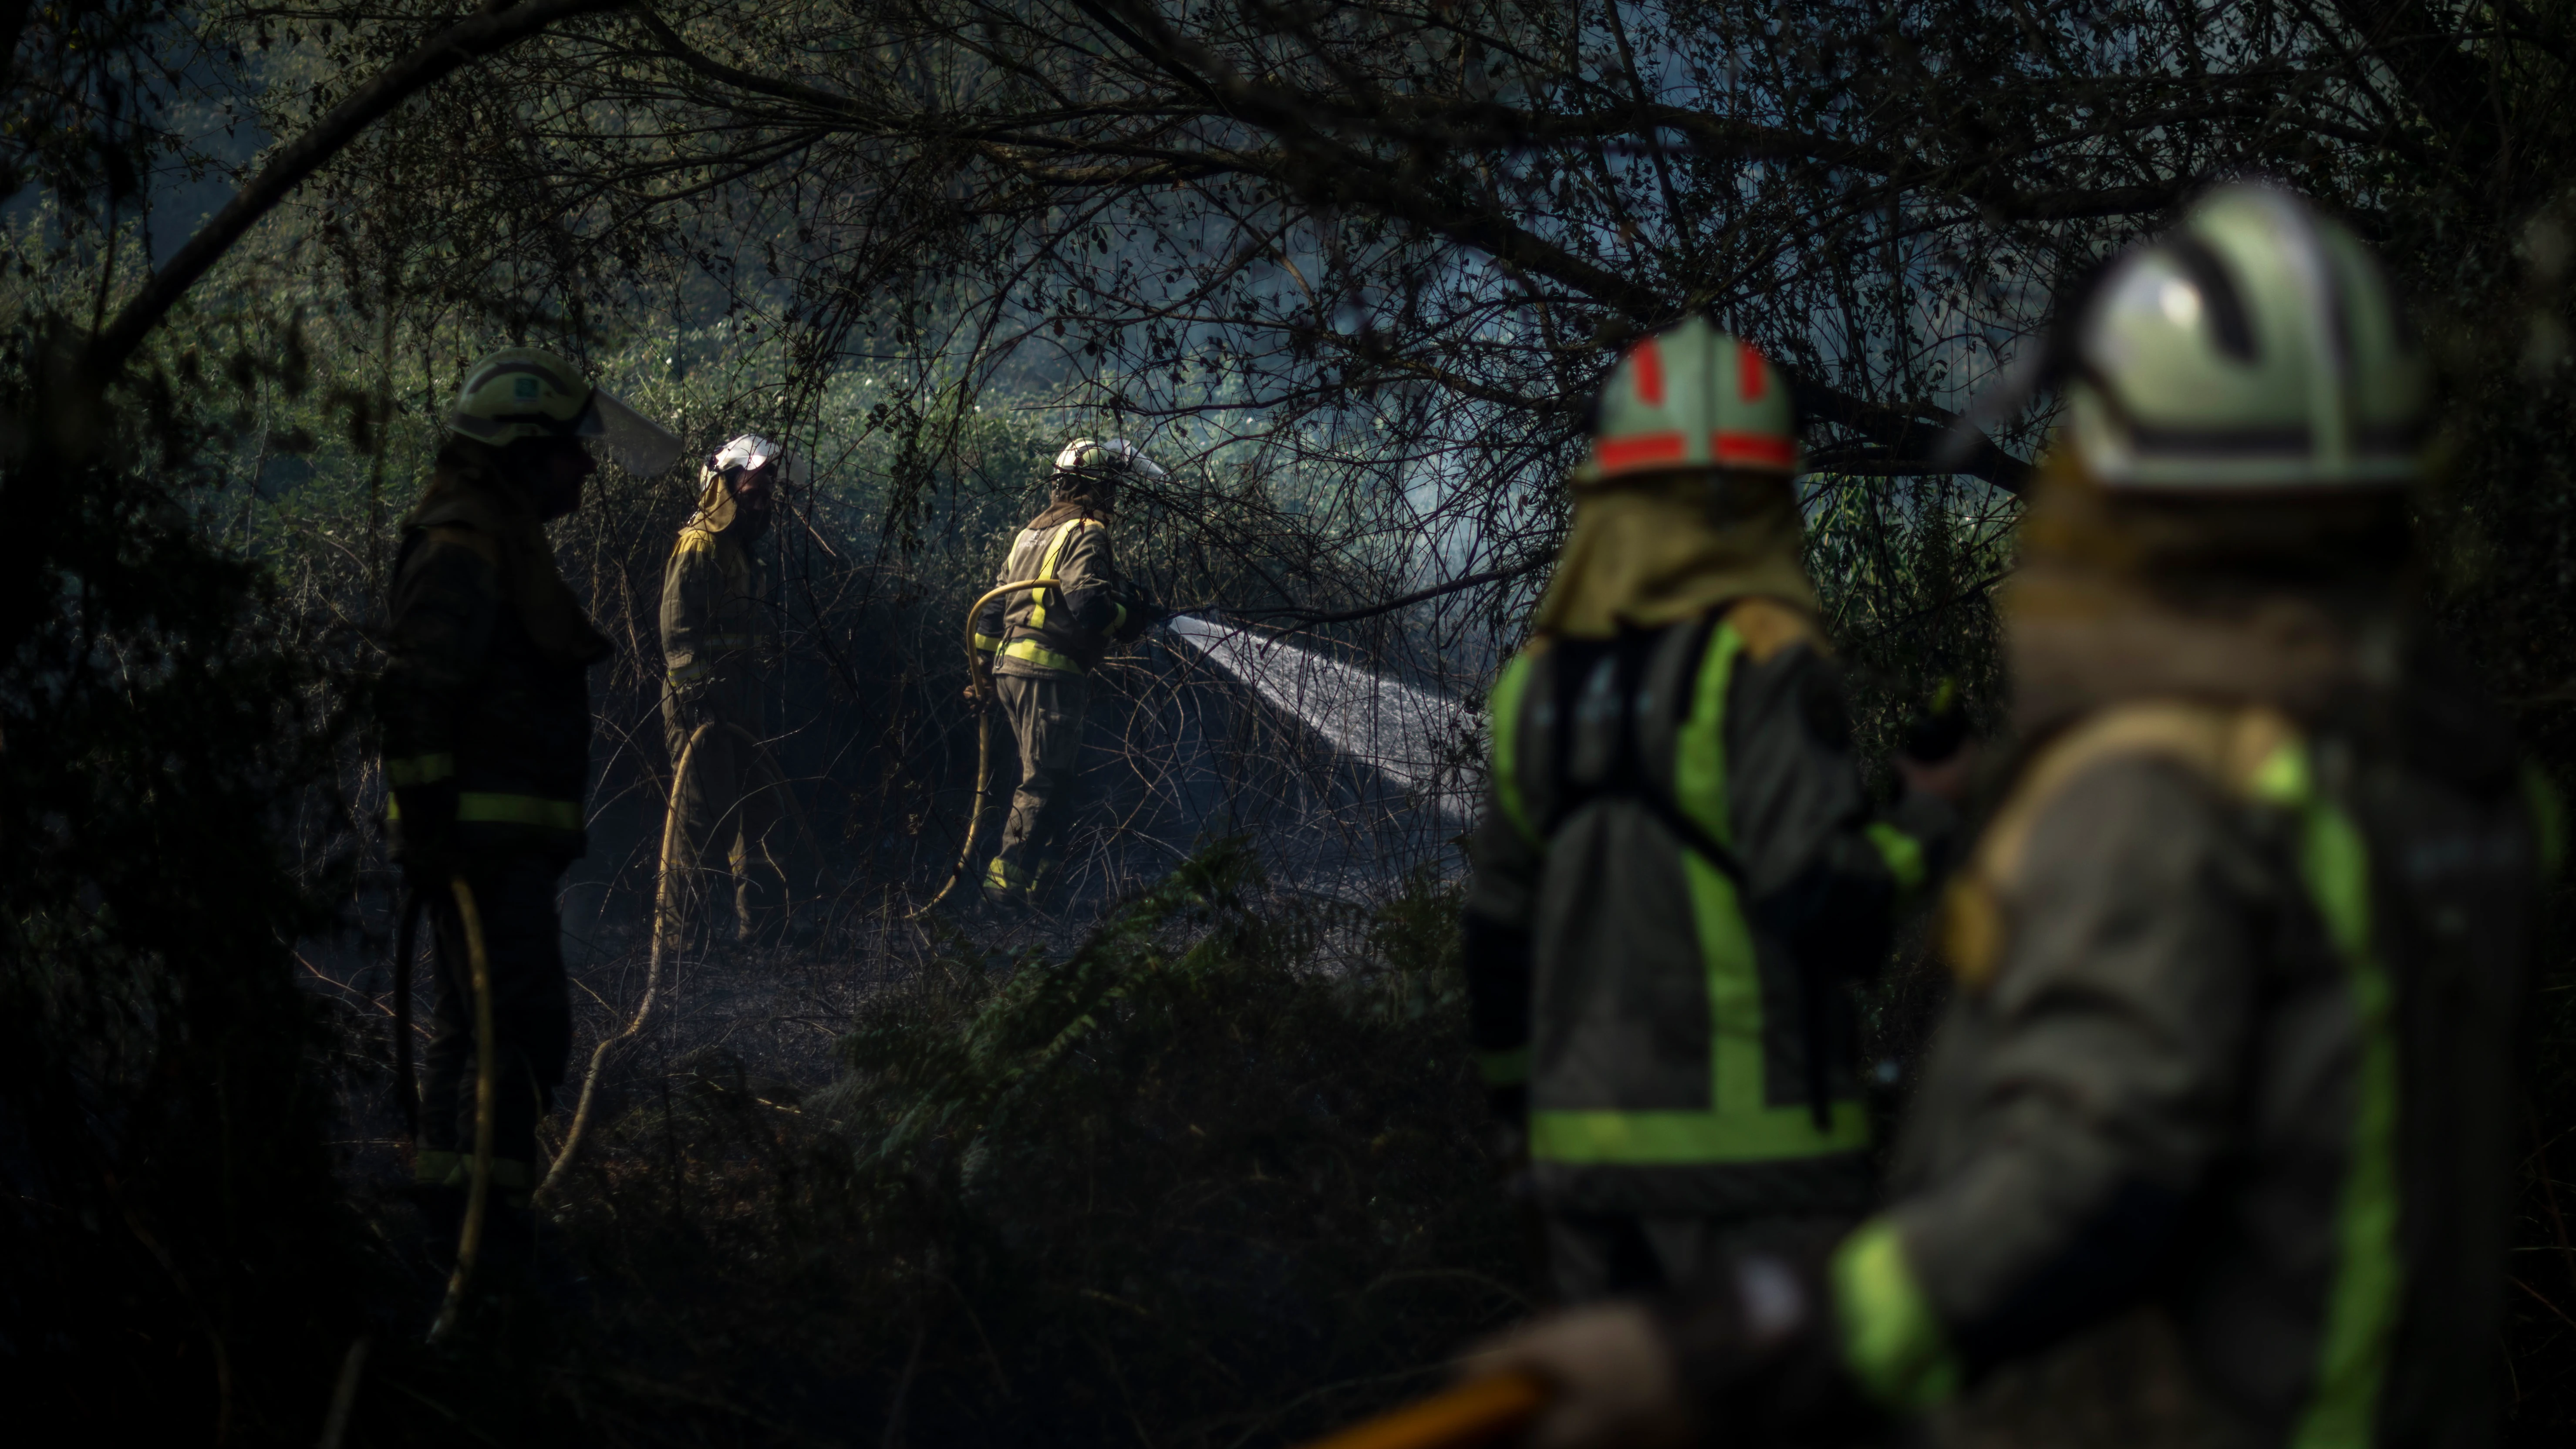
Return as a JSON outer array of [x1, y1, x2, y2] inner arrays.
[[1291, 1373, 1547, 1449], [426, 876, 497, 1344], [539, 719, 710, 1201], [905, 578, 1056, 919]]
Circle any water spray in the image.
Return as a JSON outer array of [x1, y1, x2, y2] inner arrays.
[[1160, 613, 1467, 806]]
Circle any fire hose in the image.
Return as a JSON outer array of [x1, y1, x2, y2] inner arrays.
[[1290, 1372, 1545, 1449], [904, 577, 1057, 919], [538, 716, 824, 1200], [425, 875, 497, 1345]]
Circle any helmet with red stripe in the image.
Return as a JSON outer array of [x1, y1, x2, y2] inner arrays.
[[1575, 317, 1799, 486]]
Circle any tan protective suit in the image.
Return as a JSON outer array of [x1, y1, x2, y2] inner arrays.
[[658, 476, 786, 941]]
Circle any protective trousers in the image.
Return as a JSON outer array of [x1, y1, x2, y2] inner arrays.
[[418, 857, 573, 1202], [988, 670, 1091, 898], [663, 698, 786, 942]]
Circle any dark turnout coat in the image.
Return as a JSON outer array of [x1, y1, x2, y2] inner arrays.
[[1463, 596, 1950, 1223], [973, 502, 1152, 677], [380, 469, 610, 861], [1831, 683, 2549, 1447]]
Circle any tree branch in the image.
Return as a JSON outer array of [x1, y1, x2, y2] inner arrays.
[[81, 0, 627, 384], [1223, 559, 1547, 626]]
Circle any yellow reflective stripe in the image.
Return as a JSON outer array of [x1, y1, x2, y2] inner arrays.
[[1025, 519, 1094, 630], [972, 632, 1004, 653], [1673, 623, 1743, 848], [1526, 618, 1868, 1167], [668, 660, 711, 684], [1832, 1216, 1961, 1411], [1865, 821, 1928, 897], [1477, 1046, 1531, 1088], [1109, 601, 1129, 634], [454, 793, 583, 831], [2247, 742, 2403, 1449], [384, 753, 456, 788], [998, 637, 1084, 673], [1486, 650, 1542, 848], [1528, 1099, 1868, 1163]]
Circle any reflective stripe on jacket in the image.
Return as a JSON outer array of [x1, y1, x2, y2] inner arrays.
[[1827, 697, 2545, 1446], [974, 505, 1145, 677], [380, 474, 605, 858], [1463, 596, 1949, 1217]]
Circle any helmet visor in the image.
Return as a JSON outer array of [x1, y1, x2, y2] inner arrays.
[[577, 387, 684, 475]]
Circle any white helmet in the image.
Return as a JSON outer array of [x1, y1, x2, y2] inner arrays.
[[1052, 437, 1167, 482], [706, 432, 809, 487]]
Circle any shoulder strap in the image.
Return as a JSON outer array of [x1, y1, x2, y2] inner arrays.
[[1724, 595, 1828, 664], [1524, 611, 1748, 881], [1942, 700, 2299, 989]]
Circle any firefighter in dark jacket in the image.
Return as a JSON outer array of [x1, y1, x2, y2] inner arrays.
[[381, 346, 678, 1248], [970, 438, 1167, 906], [1472, 185, 2550, 1449], [1463, 317, 1959, 1302], [661, 432, 793, 941]]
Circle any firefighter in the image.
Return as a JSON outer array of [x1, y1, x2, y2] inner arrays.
[[1463, 316, 1960, 1303], [970, 438, 1167, 907], [381, 346, 677, 1256], [660, 432, 795, 942], [1470, 185, 2548, 1449]]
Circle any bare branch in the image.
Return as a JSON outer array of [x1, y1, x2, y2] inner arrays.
[[83, 0, 627, 383]]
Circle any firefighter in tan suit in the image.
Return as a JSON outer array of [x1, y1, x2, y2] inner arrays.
[[659, 433, 794, 941]]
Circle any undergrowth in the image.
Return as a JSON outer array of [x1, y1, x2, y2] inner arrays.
[[496, 846, 1526, 1448]]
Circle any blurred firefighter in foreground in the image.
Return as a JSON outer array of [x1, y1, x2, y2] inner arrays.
[[661, 433, 794, 942], [1470, 184, 2548, 1449], [380, 346, 679, 1257], [1462, 317, 1962, 1303], [970, 438, 1168, 908]]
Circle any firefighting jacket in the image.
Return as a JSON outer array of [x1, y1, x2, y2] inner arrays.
[[1789, 685, 2550, 1446], [380, 469, 611, 859], [973, 502, 1152, 677], [1463, 596, 1952, 1219], [658, 509, 774, 727]]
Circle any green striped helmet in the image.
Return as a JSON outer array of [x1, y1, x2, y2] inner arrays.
[[2066, 183, 2427, 489], [1576, 316, 1798, 486]]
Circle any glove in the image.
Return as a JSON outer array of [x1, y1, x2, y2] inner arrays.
[[1111, 597, 1167, 641], [1462, 1301, 1695, 1449], [391, 780, 459, 884]]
